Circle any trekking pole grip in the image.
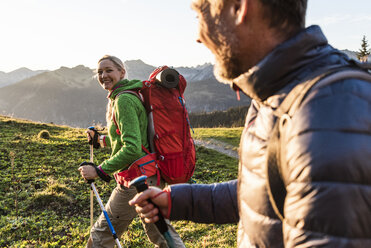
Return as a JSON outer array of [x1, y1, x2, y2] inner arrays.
[[129, 176, 169, 234], [88, 126, 101, 149]]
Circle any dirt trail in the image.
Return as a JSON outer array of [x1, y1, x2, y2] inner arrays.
[[194, 139, 239, 159]]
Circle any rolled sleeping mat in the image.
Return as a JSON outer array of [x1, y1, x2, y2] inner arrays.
[[155, 68, 179, 88]]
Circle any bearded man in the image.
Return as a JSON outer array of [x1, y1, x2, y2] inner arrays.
[[130, 0, 371, 247]]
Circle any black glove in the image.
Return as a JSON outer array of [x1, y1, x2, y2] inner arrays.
[[79, 161, 112, 183], [88, 126, 101, 149]]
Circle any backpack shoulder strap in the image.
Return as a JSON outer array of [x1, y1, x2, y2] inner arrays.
[[112, 90, 144, 135], [266, 67, 371, 221], [115, 90, 144, 103], [276, 68, 371, 118]]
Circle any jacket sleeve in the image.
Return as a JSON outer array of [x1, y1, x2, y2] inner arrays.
[[169, 180, 239, 224]]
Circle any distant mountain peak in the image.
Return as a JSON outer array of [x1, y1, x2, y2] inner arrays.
[[125, 59, 145, 63], [57, 65, 92, 71], [124, 59, 149, 67], [11, 67, 33, 73], [74, 64, 91, 70], [0, 67, 47, 88], [340, 49, 370, 62]]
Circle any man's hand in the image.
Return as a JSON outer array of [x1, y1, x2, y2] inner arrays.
[[129, 187, 169, 223]]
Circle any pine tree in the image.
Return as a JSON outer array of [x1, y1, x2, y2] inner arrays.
[[357, 35, 370, 62]]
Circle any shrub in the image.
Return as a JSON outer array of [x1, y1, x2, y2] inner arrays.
[[37, 130, 50, 139]]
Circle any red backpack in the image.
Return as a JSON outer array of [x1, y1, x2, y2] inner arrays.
[[113, 66, 196, 185]]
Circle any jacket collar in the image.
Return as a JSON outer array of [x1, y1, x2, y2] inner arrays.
[[233, 25, 330, 101], [107, 79, 143, 100]]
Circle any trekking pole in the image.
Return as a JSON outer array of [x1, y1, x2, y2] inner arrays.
[[89, 142, 94, 228], [79, 160, 120, 247], [88, 126, 96, 228], [87, 126, 105, 227], [130, 176, 176, 248], [89, 180, 123, 248]]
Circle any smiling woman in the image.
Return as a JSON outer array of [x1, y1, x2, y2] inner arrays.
[[78, 55, 186, 247], [96, 57, 126, 91]]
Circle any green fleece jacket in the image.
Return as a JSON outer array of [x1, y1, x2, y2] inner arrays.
[[100, 79, 149, 175]]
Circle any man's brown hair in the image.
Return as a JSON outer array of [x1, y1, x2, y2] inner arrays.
[[260, 0, 307, 35]]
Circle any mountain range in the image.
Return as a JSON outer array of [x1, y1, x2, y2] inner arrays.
[[0, 60, 250, 128], [1, 49, 367, 128], [0, 67, 47, 88]]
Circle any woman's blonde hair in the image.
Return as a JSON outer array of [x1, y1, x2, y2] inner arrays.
[[97, 55, 127, 127], [98, 55, 126, 72]]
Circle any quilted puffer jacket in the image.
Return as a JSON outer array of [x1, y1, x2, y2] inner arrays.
[[169, 25, 371, 247], [236, 25, 371, 247]]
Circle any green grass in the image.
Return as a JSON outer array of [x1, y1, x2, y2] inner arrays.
[[0, 116, 239, 247], [193, 127, 243, 148]]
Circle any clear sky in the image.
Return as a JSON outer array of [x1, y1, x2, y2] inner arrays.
[[0, 0, 370, 72]]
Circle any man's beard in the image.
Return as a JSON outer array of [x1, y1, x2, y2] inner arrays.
[[214, 53, 242, 86], [212, 28, 243, 86]]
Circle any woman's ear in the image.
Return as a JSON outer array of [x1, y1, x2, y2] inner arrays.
[[121, 69, 126, 79]]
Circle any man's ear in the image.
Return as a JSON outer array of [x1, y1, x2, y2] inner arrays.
[[235, 0, 248, 25]]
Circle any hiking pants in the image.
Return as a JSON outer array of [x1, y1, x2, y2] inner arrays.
[[86, 176, 185, 248]]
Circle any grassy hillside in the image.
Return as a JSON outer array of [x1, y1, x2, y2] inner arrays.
[[0, 116, 239, 247], [189, 106, 250, 128], [193, 128, 243, 148]]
